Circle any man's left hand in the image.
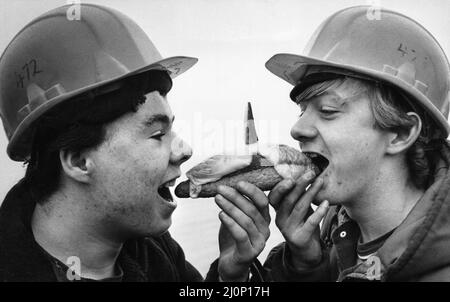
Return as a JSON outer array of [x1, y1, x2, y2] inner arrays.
[[215, 182, 270, 281]]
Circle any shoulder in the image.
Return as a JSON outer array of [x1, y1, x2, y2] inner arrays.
[[145, 231, 183, 256], [123, 232, 203, 282], [123, 231, 182, 262]]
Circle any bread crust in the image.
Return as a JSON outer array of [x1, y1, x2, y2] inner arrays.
[[175, 166, 284, 198], [174, 150, 319, 198]]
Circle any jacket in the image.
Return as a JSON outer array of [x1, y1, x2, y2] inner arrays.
[[0, 179, 208, 282], [263, 141, 450, 281]]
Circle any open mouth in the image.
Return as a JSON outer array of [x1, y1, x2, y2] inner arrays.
[[158, 179, 176, 202], [304, 152, 329, 174]]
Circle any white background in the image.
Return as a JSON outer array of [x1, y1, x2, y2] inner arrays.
[[1, 0, 449, 276]]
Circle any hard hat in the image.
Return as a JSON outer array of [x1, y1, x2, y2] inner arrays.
[[265, 6, 450, 137], [0, 4, 198, 161]]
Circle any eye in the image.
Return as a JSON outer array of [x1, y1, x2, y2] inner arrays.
[[320, 106, 339, 115], [150, 130, 165, 140]]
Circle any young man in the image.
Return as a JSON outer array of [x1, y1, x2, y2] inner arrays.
[[0, 4, 269, 282], [262, 6, 450, 281]]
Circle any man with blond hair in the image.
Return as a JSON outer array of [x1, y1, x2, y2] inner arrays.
[[261, 6, 450, 281]]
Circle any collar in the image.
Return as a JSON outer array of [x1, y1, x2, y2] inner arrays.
[[327, 141, 450, 280], [0, 179, 147, 281]]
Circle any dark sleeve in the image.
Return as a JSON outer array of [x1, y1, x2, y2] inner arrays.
[[205, 258, 267, 282], [126, 233, 204, 282], [262, 242, 332, 282], [157, 232, 204, 282], [204, 258, 220, 281], [262, 207, 340, 282]]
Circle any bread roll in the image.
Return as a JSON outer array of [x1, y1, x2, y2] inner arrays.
[[175, 145, 320, 198]]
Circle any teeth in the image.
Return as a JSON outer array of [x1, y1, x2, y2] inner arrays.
[[163, 180, 176, 188], [305, 152, 318, 158]]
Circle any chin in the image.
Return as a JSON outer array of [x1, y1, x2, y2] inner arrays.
[[148, 218, 172, 237], [314, 189, 327, 203], [314, 189, 338, 206]]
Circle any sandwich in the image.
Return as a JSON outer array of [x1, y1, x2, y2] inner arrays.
[[174, 144, 328, 198]]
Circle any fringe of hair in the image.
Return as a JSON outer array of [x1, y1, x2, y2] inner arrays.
[[295, 76, 441, 189]]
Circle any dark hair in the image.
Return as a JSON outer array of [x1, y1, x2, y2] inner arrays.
[[24, 70, 172, 204]]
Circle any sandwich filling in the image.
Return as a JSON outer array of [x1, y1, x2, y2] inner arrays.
[[186, 154, 252, 198], [185, 144, 317, 198]]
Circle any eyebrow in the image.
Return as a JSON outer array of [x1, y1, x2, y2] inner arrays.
[[299, 89, 339, 103], [143, 114, 175, 127], [299, 92, 348, 112]]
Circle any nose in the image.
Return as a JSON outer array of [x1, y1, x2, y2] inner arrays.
[[170, 135, 193, 165], [290, 114, 318, 143]]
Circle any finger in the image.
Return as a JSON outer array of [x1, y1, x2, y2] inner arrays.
[[302, 200, 330, 237], [268, 178, 295, 210], [215, 193, 268, 244], [280, 171, 317, 214], [285, 178, 324, 231], [236, 181, 270, 224], [275, 171, 316, 227], [217, 186, 269, 238], [218, 211, 252, 256]]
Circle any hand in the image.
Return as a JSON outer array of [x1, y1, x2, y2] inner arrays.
[[215, 181, 271, 281], [268, 172, 329, 269]]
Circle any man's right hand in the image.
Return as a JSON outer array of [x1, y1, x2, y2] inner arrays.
[[268, 171, 329, 270]]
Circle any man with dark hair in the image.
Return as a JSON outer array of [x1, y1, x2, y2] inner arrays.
[[260, 6, 450, 281], [0, 4, 269, 281]]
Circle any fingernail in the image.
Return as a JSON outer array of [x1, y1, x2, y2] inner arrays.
[[218, 211, 228, 220], [285, 178, 294, 187], [303, 171, 316, 181], [215, 194, 223, 203], [321, 200, 329, 209]]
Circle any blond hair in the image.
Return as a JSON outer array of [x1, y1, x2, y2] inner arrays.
[[295, 76, 442, 189]]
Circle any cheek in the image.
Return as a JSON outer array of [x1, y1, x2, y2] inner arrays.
[[329, 113, 382, 159], [94, 138, 168, 190], [324, 130, 383, 196]]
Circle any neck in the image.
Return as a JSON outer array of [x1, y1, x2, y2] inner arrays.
[[31, 188, 123, 280], [344, 163, 424, 243]]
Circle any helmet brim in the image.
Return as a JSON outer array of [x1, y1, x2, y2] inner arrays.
[[266, 53, 450, 137], [7, 56, 198, 161]]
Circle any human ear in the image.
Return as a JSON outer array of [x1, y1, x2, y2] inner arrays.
[[59, 149, 94, 183], [385, 112, 422, 155]]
